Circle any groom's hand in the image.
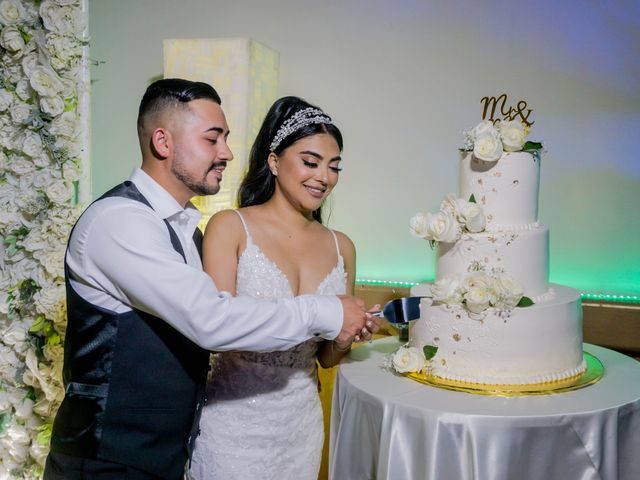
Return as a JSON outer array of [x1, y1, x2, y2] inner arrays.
[[336, 295, 367, 345]]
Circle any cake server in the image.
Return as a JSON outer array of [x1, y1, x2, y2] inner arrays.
[[371, 296, 426, 324]]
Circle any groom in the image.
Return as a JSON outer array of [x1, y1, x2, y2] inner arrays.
[[43, 78, 376, 479]]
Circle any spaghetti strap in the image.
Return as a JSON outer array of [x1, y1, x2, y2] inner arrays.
[[329, 229, 340, 257], [232, 210, 252, 243]]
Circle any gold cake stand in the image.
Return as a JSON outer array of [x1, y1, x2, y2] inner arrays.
[[406, 352, 604, 397]]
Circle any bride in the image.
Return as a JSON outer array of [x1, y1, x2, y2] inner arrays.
[[189, 97, 373, 479]]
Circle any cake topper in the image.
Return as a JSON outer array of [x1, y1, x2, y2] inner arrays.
[[481, 94, 534, 127]]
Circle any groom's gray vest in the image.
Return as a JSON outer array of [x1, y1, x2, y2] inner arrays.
[[50, 181, 210, 479]]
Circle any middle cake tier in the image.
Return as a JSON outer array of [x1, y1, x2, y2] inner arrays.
[[437, 225, 550, 299]]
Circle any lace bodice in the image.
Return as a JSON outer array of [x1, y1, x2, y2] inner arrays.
[[232, 212, 347, 368], [189, 210, 347, 480]]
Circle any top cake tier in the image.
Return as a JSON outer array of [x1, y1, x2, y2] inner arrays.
[[459, 151, 540, 229]]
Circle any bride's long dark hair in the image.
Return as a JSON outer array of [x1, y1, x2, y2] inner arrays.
[[237, 96, 343, 223]]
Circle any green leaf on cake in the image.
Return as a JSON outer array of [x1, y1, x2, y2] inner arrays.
[[517, 296, 535, 307], [469, 194, 476, 203], [423, 345, 438, 360], [522, 141, 543, 151]]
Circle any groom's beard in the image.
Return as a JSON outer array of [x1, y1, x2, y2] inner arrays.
[[171, 149, 223, 196]]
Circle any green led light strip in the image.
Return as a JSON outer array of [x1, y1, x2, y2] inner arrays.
[[356, 279, 640, 304]]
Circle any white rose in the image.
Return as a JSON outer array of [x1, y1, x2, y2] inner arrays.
[[45, 179, 73, 204], [498, 120, 526, 152], [473, 131, 503, 162], [3, 60, 22, 82], [21, 227, 48, 252], [46, 32, 81, 66], [9, 155, 35, 175], [33, 397, 54, 418], [492, 274, 524, 309], [0, 89, 13, 110], [425, 211, 460, 243], [409, 212, 430, 239], [392, 346, 425, 373], [15, 78, 33, 101], [29, 66, 63, 97], [464, 285, 492, 314], [49, 110, 76, 138], [439, 194, 466, 221], [40, 2, 80, 35], [34, 284, 65, 318], [432, 276, 463, 304], [35, 248, 65, 278], [9, 101, 32, 124], [0, 0, 25, 25], [471, 120, 499, 138], [32, 167, 53, 187], [0, 206, 19, 229], [461, 271, 494, 292], [0, 25, 24, 52], [460, 202, 486, 233], [2, 322, 27, 348], [40, 95, 65, 117], [21, 131, 43, 157], [62, 159, 80, 181], [43, 343, 64, 364], [6, 423, 30, 462], [14, 398, 34, 420], [21, 52, 38, 76]]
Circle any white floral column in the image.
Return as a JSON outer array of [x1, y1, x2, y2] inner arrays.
[[0, 0, 89, 478], [163, 38, 279, 226]]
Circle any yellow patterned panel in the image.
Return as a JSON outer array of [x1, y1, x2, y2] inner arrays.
[[163, 38, 279, 228]]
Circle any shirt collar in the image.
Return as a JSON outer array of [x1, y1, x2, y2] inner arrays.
[[129, 168, 202, 222]]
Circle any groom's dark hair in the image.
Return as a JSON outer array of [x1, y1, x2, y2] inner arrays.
[[137, 78, 222, 134]]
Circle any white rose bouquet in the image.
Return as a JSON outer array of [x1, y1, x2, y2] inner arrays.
[[462, 119, 542, 162], [433, 265, 534, 315], [410, 194, 486, 248]]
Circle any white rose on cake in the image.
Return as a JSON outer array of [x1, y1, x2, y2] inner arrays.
[[425, 211, 460, 243], [464, 285, 493, 314], [492, 274, 525, 309], [473, 131, 503, 162], [497, 120, 526, 152], [409, 212, 430, 239], [391, 346, 426, 373], [460, 201, 486, 233], [439, 194, 465, 220], [432, 276, 463, 305]]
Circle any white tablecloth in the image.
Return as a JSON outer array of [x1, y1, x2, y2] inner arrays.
[[329, 337, 640, 480]]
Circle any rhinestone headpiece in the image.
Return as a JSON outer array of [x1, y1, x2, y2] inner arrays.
[[269, 107, 332, 152]]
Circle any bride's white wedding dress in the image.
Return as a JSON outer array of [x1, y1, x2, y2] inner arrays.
[[189, 210, 346, 480]]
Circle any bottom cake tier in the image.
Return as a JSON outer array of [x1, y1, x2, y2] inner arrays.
[[409, 284, 586, 385]]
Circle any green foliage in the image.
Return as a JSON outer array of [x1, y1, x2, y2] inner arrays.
[[522, 141, 543, 151], [517, 296, 535, 307], [423, 345, 439, 360]]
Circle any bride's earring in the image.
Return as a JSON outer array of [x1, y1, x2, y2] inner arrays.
[[271, 169, 278, 177]]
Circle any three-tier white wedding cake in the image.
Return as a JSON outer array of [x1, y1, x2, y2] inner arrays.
[[407, 120, 586, 386]]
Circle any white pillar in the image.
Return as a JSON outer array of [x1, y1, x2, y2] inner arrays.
[[163, 38, 279, 226]]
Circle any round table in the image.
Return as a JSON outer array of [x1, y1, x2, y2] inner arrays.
[[329, 337, 640, 480]]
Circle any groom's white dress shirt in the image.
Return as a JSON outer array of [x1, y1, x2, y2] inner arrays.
[[66, 168, 343, 352]]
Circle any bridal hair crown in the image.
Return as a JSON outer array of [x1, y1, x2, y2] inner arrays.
[[269, 107, 332, 152]]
